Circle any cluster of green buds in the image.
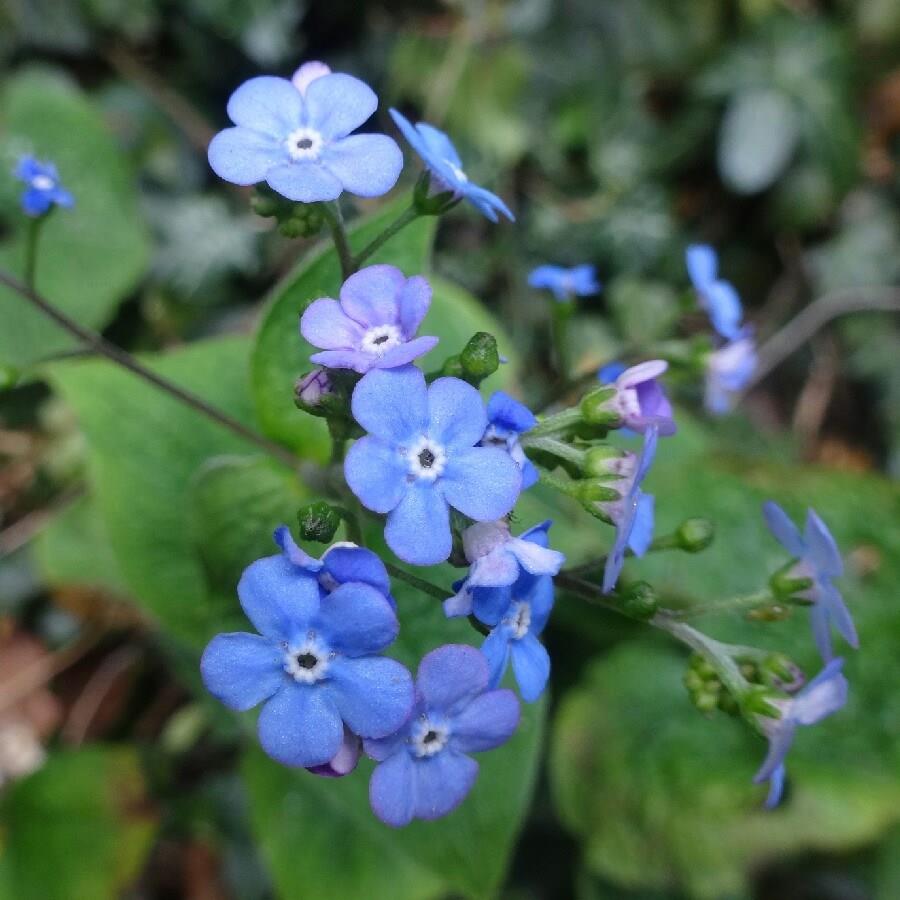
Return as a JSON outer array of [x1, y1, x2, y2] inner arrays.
[[252, 185, 326, 238]]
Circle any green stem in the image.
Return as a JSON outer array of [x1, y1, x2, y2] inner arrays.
[[527, 406, 583, 437], [560, 530, 686, 578], [550, 301, 574, 381], [522, 435, 585, 467], [322, 202, 355, 280], [24, 216, 44, 289], [352, 205, 421, 270], [384, 562, 450, 602], [672, 589, 775, 621]]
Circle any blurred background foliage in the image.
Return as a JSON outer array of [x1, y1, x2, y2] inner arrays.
[[0, 0, 898, 898]]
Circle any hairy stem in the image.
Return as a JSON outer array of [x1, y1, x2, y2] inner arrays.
[[384, 562, 450, 602], [672, 589, 775, 621], [322, 202, 355, 280]]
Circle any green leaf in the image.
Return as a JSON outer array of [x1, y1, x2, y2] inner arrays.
[[0, 746, 156, 900], [607, 275, 678, 345], [0, 68, 149, 368]]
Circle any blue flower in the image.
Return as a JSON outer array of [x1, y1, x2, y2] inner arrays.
[[763, 502, 858, 661], [300, 264, 438, 374], [208, 62, 402, 202], [389, 109, 514, 223], [704, 332, 757, 415], [480, 391, 539, 489], [601, 426, 659, 593], [595, 360, 676, 437], [754, 658, 848, 807], [15, 156, 74, 217], [528, 264, 600, 302], [200, 532, 414, 770], [686, 244, 743, 340], [345, 366, 522, 566], [365, 644, 520, 826]]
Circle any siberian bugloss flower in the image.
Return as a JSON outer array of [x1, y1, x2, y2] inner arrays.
[[704, 333, 757, 415], [763, 502, 857, 661], [588, 360, 676, 436], [528, 264, 600, 302], [389, 109, 514, 223], [686, 244, 743, 340], [200, 530, 413, 770], [754, 658, 848, 807], [480, 391, 539, 489], [208, 62, 402, 203], [345, 366, 522, 565], [15, 157, 73, 217], [365, 645, 520, 826], [300, 265, 438, 374]]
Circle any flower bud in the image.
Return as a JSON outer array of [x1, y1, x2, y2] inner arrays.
[[413, 170, 459, 216], [619, 580, 658, 621], [675, 518, 714, 553], [769, 561, 814, 604], [583, 445, 632, 479], [295, 368, 334, 416], [297, 501, 342, 544], [580, 387, 619, 428], [760, 653, 805, 692], [460, 332, 500, 384]]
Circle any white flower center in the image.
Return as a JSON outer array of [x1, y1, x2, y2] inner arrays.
[[285, 127, 324, 162], [360, 324, 403, 357], [31, 174, 54, 191], [505, 601, 532, 640], [283, 633, 331, 684], [405, 436, 447, 482], [410, 716, 450, 758]]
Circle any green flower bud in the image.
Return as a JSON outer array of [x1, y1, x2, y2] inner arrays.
[[769, 561, 814, 604], [580, 387, 620, 428], [459, 332, 500, 384], [619, 581, 659, 621], [741, 685, 781, 721], [583, 445, 629, 479], [250, 186, 282, 218], [438, 354, 465, 379], [675, 518, 714, 553], [297, 502, 341, 544], [760, 653, 805, 691], [693, 690, 719, 714]]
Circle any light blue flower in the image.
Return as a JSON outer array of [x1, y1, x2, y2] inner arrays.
[[389, 109, 514, 223], [15, 156, 74, 217], [208, 63, 402, 202], [200, 532, 414, 770], [602, 425, 659, 594], [686, 244, 743, 340], [704, 332, 757, 415], [763, 502, 858, 661], [345, 366, 522, 566], [365, 644, 519, 826], [481, 391, 539, 490], [528, 264, 600, 302], [754, 658, 848, 807]]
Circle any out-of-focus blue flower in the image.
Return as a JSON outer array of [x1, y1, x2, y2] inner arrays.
[[208, 62, 402, 202], [595, 360, 676, 436], [15, 156, 74, 217], [365, 644, 519, 826], [345, 366, 522, 566], [686, 244, 743, 340], [200, 531, 414, 771], [704, 332, 757, 415], [480, 391, 539, 489], [389, 109, 514, 223], [763, 502, 857, 661], [300, 264, 438, 373], [601, 426, 659, 593], [528, 264, 600, 302], [754, 658, 848, 807]]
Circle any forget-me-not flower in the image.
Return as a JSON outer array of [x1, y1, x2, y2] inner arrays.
[[528, 264, 600, 302], [300, 264, 438, 373], [601, 425, 659, 593], [365, 644, 520, 826], [763, 502, 858, 661], [389, 109, 514, 223], [686, 244, 744, 340], [704, 332, 757, 415], [753, 657, 848, 807], [200, 531, 414, 770], [15, 157, 74, 217], [345, 366, 522, 566], [595, 360, 676, 436], [480, 391, 539, 490], [208, 63, 402, 202]]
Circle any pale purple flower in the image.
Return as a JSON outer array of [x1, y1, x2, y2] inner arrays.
[[597, 360, 676, 436], [704, 333, 757, 414]]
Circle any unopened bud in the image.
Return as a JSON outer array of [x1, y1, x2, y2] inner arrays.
[[297, 501, 341, 544], [295, 368, 334, 416], [438, 354, 465, 378], [742, 685, 781, 720], [583, 445, 630, 479], [769, 561, 814, 604], [760, 653, 805, 692], [675, 518, 714, 553], [460, 332, 500, 384], [580, 387, 620, 428], [619, 581, 659, 621]]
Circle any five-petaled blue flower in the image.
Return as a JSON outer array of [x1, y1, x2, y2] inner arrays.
[[528, 264, 600, 302], [389, 109, 514, 223], [763, 502, 858, 661], [686, 244, 744, 340], [704, 332, 757, 415], [754, 657, 848, 808], [300, 264, 438, 374], [601, 425, 659, 593], [480, 391, 539, 490], [15, 156, 74, 217], [596, 360, 676, 436], [208, 61, 402, 203], [200, 530, 414, 770], [345, 366, 522, 566], [365, 644, 520, 827]]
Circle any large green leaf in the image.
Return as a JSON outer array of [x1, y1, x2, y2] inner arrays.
[[0, 746, 155, 900], [0, 68, 149, 368]]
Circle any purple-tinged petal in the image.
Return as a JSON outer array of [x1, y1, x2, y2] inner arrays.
[[617, 360, 668, 388], [301, 298, 366, 350], [321, 134, 402, 197], [822, 583, 858, 650], [237, 555, 321, 640], [257, 684, 343, 768], [440, 447, 521, 522], [265, 162, 343, 203], [307, 726, 360, 778], [304, 73, 378, 140], [351, 366, 429, 443], [706, 281, 743, 340], [791, 658, 847, 725], [369, 750, 416, 827], [602, 529, 628, 595], [292, 61, 331, 95], [344, 436, 407, 513], [468, 551, 520, 588], [208, 127, 284, 186], [313, 582, 398, 656], [508, 537, 565, 578], [481, 626, 511, 689], [385, 482, 451, 565], [339, 264, 406, 327], [416, 645, 489, 714], [226, 76, 304, 135], [804, 509, 843, 578], [810, 602, 834, 662], [427, 377, 488, 449], [443, 583, 473, 618], [374, 335, 439, 369], [686, 244, 717, 289], [398, 276, 432, 336], [511, 635, 551, 702], [450, 688, 520, 752], [413, 750, 479, 821], [327, 656, 414, 739], [753, 720, 796, 786], [309, 349, 373, 372], [764, 762, 787, 808], [200, 633, 283, 711], [763, 501, 806, 559]]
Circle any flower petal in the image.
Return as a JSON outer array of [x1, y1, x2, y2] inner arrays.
[[257, 685, 343, 767], [804, 509, 843, 578], [306, 726, 361, 778], [627, 492, 655, 556], [480, 626, 511, 689], [468, 550, 520, 588], [339, 264, 406, 327], [810, 602, 834, 662], [414, 121, 462, 168], [706, 281, 743, 340], [351, 366, 428, 443], [322, 545, 391, 596], [200, 633, 283, 711], [427, 377, 488, 449], [321, 134, 403, 198], [344, 436, 407, 514], [237, 554, 321, 641], [309, 349, 372, 372], [508, 537, 565, 578], [265, 162, 343, 203], [226, 76, 304, 135], [753, 721, 796, 786], [763, 501, 806, 558], [398, 275, 432, 336], [327, 656, 414, 738], [369, 750, 416, 827], [685, 244, 717, 289], [375, 335, 439, 370], [441, 447, 521, 522], [313, 582, 398, 655], [471, 585, 515, 627], [792, 658, 848, 725], [464, 183, 515, 223], [413, 750, 479, 821], [304, 73, 377, 139], [300, 298, 365, 350], [385, 481, 451, 565], [451, 688, 520, 752], [763, 762, 787, 808], [823, 583, 858, 649], [416, 644, 488, 714], [208, 127, 284, 186], [511, 634, 551, 702], [486, 391, 537, 433]]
